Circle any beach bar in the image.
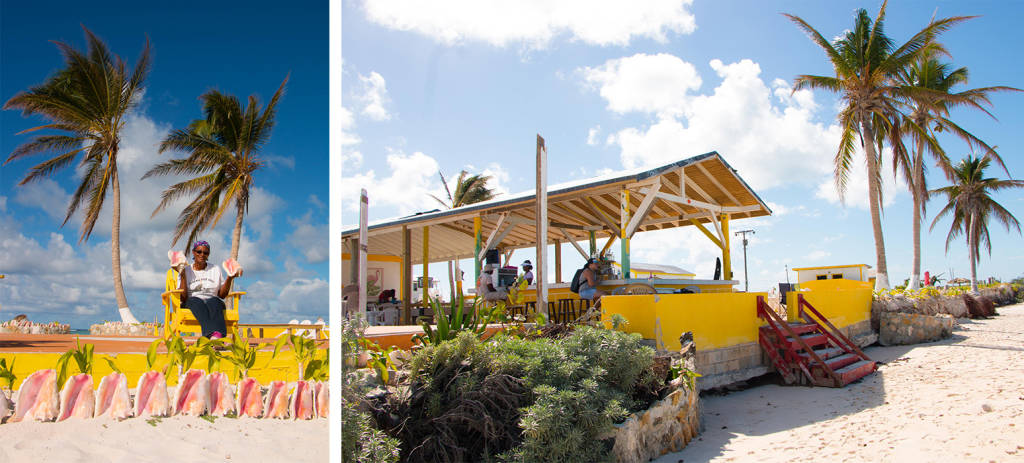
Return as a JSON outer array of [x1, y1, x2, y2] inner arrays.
[[343, 151, 885, 387]]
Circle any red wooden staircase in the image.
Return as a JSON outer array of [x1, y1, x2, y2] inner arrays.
[[756, 294, 876, 387]]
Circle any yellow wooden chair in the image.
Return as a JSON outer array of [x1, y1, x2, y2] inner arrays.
[[162, 269, 244, 339]]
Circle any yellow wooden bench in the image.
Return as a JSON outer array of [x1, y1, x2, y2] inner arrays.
[[162, 269, 243, 339]]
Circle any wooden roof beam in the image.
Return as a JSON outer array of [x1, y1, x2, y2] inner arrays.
[[695, 161, 741, 206], [584, 197, 621, 237], [624, 181, 661, 238], [558, 227, 590, 260]]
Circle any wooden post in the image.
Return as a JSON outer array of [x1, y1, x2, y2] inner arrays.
[[620, 189, 630, 279], [474, 216, 482, 280], [554, 240, 562, 283], [454, 259, 463, 296], [422, 226, 430, 308], [721, 213, 731, 280], [589, 231, 596, 257], [358, 189, 369, 318], [535, 135, 548, 313], [402, 225, 412, 324], [347, 239, 358, 284]]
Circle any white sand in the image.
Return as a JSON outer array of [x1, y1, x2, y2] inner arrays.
[[657, 302, 1024, 463], [0, 416, 327, 462]]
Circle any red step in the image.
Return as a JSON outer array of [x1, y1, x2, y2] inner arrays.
[[757, 295, 877, 388], [835, 360, 876, 385]]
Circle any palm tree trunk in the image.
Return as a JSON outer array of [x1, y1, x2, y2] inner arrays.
[[230, 203, 243, 261], [909, 191, 922, 290], [111, 165, 139, 324], [968, 214, 979, 293], [861, 121, 890, 290], [908, 141, 925, 291]]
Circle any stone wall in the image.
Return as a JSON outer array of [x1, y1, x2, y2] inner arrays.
[[0, 320, 70, 335], [695, 342, 768, 390], [90, 322, 158, 336], [872, 284, 1018, 330], [879, 312, 954, 346], [608, 333, 702, 463]]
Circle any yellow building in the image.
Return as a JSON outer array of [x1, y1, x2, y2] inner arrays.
[[792, 264, 873, 285]]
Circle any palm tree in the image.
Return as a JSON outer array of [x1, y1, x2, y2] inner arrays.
[[893, 55, 1020, 290], [784, 1, 973, 289], [3, 27, 150, 324], [144, 77, 288, 260], [930, 155, 1024, 293], [430, 171, 497, 299]]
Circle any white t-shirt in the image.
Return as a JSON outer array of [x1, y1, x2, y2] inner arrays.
[[182, 264, 224, 300]]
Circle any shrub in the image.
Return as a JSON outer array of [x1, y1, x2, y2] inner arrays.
[[342, 400, 401, 463], [386, 326, 663, 463]]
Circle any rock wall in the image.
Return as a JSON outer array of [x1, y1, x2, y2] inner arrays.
[[871, 284, 1018, 330], [0, 320, 70, 335], [609, 333, 702, 463], [695, 342, 769, 390], [879, 312, 954, 346], [90, 322, 158, 336]]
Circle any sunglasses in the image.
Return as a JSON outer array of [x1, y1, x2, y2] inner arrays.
[[193, 249, 209, 255]]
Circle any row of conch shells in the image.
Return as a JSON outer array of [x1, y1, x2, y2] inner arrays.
[[0, 369, 328, 422]]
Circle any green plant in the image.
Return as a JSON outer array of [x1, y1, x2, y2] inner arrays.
[[56, 338, 95, 385], [394, 326, 664, 462], [412, 291, 491, 347], [275, 332, 325, 382], [102, 355, 122, 374], [0, 358, 16, 391], [342, 400, 400, 463], [221, 327, 272, 380], [669, 365, 702, 391]]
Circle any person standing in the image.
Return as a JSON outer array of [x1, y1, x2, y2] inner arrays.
[[521, 260, 534, 285]]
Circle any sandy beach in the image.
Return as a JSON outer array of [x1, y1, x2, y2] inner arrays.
[[658, 302, 1024, 463], [0, 416, 327, 462]]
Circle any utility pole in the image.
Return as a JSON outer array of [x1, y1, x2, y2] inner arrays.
[[734, 229, 755, 292]]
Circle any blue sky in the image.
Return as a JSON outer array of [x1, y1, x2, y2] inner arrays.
[[341, 0, 1024, 295], [1, 0, 328, 327]]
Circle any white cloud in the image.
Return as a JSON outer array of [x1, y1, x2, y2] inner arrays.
[[581, 53, 701, 117], [287, 211, 329, 263], [587, 126, 600, 146], [340, 149, 442, 215], [361, 0, 696, 49], [356, 72, 391, 121], [806, 250, 830, 261], [591, 56, 841, 191], [12, 179, 70, 223]]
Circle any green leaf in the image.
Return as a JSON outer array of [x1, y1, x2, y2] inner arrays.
[[102, 356, 122, 374], [146, 339, 161, 369]]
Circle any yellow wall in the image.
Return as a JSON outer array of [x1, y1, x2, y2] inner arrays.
[[601, 293, 768, 351], [786, 281, 872, 328], [0, 349, 323, 391]]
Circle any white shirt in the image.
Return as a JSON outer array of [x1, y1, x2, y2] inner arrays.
[[182, 264, 224, 300]]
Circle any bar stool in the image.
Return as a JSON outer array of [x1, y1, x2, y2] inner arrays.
[[547, 301, 559, 323], [558, 299, 576, 321]]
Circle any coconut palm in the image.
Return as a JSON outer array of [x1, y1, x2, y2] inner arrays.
[[893, 55, 1020, 290], [784, 1, 973, 290], [929, 155, 1024, 293], [430, 171, 497, 300], [144, 77, 288, 260], [3, 27, 150, 323]]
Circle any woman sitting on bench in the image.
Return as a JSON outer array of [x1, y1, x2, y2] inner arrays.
[[177, 240, 241, 340]]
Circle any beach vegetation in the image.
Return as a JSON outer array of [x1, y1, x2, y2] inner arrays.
[[379, 326, 665, 462], [0, 358, 16, 391], [412, 291, 493, 347], [55, 338, 95, 385], [276, 332, 326, 382], [785, 1, 974, 290], [145, 77, 288, 259], [220, 327, 273, 380], [343, 401, 401, 463], [2, 26, 151, 322], [929, 155, 1024, 292]]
